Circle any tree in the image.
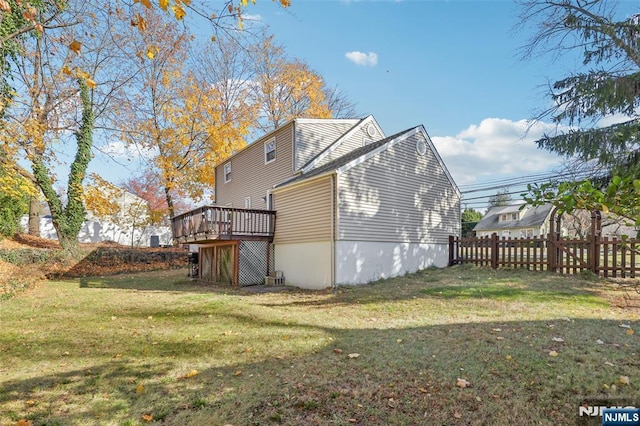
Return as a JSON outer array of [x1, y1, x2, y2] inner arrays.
[[122, 170, 190, 225], [251, 35, 332, 132], [115, 9, 249, 219], [462, 208, 483, 223], [488, 189, 513, 208], [461, 207, 483, 237], [517, 0, 640, 223], [0, 168, 33, 237]]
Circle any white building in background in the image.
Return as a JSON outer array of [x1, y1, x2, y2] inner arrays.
[[21, 190, 173, 247]]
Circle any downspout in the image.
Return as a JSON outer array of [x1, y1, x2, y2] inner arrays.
[[331, 173, 336, 289]]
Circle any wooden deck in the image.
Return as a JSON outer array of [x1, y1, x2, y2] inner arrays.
[[171, 205, 276, 244]]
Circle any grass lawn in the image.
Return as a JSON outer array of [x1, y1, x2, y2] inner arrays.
[[0, 266, 638, 425]]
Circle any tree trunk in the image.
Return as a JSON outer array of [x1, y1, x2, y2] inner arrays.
[[27, 195, 40, 236]]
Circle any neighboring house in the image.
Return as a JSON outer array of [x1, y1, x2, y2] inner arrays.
[[172, 115, 461, 289], [473, 203, 555, 239], [21, 190, 173, 247]]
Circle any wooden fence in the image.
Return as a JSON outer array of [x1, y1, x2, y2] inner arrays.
[[449, 233, 640, 278]]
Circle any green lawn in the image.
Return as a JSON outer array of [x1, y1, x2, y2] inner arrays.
[[0, 266, 638, 425]]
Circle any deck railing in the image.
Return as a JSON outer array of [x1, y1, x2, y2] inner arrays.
[[171, 205, 276, 243]]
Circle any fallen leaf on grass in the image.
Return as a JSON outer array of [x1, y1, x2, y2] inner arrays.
[[397, 339, 403, 344], [234, 370, 242, 376], [141, 413, 153, 422], [549, 351, 559, 357], [505, 354, 512, 360], [552, 337, 564, 342], [333, 348, 343, 354], [456, 378, 471, 388], [620, 376, 630, 385], [596, 339, 604, 345], [418, 387, 429, 393], [178, 370, 199, 379], [136, 384, 144, 393], [16, 420, 32, 426], [619, 324, 631, 329], [454, 412, 462, 419], [495, 336, 504, 341], [348, 353, 360, 359], [26, 399, 35, 406], [604, 362, 615, 367], [626, 329, 634, 336]]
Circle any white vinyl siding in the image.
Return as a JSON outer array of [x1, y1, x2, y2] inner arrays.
[[337, 132, 460, 244], [215, 123, 294, 209], [273, 176, 333, 244]]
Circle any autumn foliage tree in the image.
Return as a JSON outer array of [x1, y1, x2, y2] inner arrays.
[[115, 9, 250, 219]]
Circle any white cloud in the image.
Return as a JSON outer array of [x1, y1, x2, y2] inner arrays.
[[99, 140, 158, 161], [432, 118, 566, 187], [345, 51, 378, 67], [241, 14, 262, 21]]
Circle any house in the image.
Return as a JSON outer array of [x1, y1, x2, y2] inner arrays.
[[22, 190, 173, 247], [473, 203, 555, 239], [171, 115, 461, 289]]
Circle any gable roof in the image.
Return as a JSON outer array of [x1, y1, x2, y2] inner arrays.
[[215, 117, 363, 170], [300, 115, 385, 172], [274, 125, 459, 194], [473, 203, 555, 231]]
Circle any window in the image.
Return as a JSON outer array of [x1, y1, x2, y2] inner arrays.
[[511, 212, 519, 221], [223, 162, 231, 183], [245, 196, 251, 209], [264, 138, 276, 164]]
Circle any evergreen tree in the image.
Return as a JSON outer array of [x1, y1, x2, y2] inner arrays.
[[518, 0, 640, 223]]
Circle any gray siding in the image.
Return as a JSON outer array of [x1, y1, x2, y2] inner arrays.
[[273, 176, 333, 244], [295, 120, 359, 170], [315, 123, 383, 168], [215, 123, 295, 209], [337, 132, 460, 244]]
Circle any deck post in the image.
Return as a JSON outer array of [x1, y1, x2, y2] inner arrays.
[[448, 235, 455, 266]]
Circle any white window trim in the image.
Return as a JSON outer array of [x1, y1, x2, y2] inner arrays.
[[245, 196, 251, 209], [223, 162, 231, 183], [264, 137, 276, 164]]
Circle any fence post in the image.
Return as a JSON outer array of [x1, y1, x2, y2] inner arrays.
[[547, 232, 555, 272], [448, 235, 455, 266], [491, 233, 498, 269], [590, 210, 601, 275]]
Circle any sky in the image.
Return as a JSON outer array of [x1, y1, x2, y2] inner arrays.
[[90, 0, 636, 211]]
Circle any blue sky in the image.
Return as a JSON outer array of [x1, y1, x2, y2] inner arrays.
[[92, 0, 637, 210]]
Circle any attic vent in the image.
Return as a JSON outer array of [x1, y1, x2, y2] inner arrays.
[[365, 123, 376, 138], [416, 139, 427, 156]]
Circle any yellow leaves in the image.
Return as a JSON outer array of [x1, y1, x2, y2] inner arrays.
[[626, 328, 634, 336], [549, 350, 559, 357], [620, 375, 630, 385], [136, 384, 145, 393], [134, 0, 153, 8], [172, 5, 186, 20], [279, 0, 291, 7], [131, 13, 147, 32], [146, 46, 158, 60], [69, 40, 82, 55], [61, 65, 73, 76], [16, 420, 33, 426], [159, 0, 169, 11], [178, 369, 199, 379], [141, 413, 154, 422], [347, 353, 360, 359]]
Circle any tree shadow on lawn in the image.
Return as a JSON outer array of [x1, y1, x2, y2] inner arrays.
[[260, 267, 616, 309], [2, 315, 638, 425]]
